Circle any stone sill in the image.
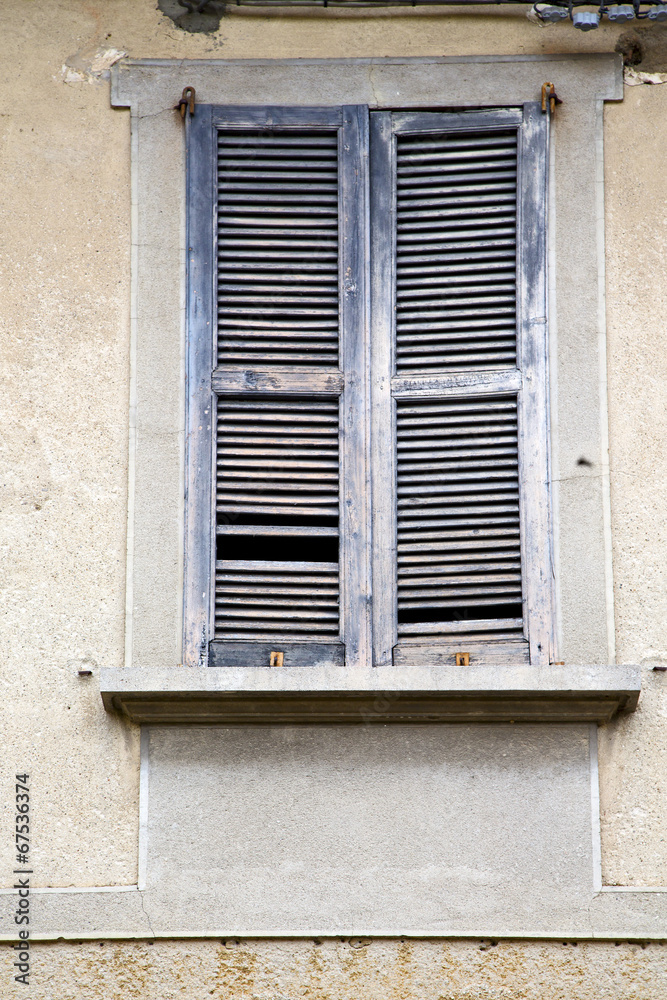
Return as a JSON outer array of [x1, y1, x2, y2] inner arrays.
[[100, 665, 640, 725]]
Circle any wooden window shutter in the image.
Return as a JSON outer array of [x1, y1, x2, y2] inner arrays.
[[370, 106, 553, 667], [184, 106, 370, 669]]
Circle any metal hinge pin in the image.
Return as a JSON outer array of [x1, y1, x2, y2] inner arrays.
[[541, 82, 562, 115], [177, 86, 196, 119]]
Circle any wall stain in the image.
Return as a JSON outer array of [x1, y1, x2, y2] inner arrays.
[[2, 940, 667, 999], [158, 0, 225, 33]]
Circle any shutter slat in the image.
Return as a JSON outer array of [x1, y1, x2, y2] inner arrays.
[[398, 229, 516, 243], [218, 352, 338, 363], [217, 128, 340, 367], [218, 508, 338, 519], [215, 399, 340, 642], [399, 527, 519, 541], [219, 195, 338, 207], [397, 137, 518, 154], [218, 443, 338, 452], [398, 622, 522, 638], [218, 487, 337, 499], [398, 266, 515, 284], [217, 135, 336, 147], [218, 585, 338, 596], [397, 525, 520, 540], [217, 559, 338, 572], [399, 524, 519, 537], [400, 561, 521, 575], [218, 458, 339, 470], [396, 395, 523, 641], [397, 207, 516, 226], [399, 566, 521, 581], [220, 218, 337, 230]]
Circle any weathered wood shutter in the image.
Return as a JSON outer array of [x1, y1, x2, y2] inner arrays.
[[371, 107, 552, 666], [184, 105, 370, 668]]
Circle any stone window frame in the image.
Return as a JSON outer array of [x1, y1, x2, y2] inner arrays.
[[101, 54, 640, 724]]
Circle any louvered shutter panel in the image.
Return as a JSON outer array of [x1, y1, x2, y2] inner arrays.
[[184, 106, 370, 669], [371, 107, 552, 667], [217, 128, 340, 366]]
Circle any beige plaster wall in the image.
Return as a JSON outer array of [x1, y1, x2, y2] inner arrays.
[[599, 84, 667, 886], [0, 0, 666, 908], [3, 938, 667, 999]]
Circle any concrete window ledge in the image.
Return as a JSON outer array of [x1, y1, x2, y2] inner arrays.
[[100, 665, 640, 725]]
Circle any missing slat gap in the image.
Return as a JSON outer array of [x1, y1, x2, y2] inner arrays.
[[215, 396, 340, 642]]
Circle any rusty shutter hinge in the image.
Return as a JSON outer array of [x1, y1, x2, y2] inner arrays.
[[541, 82, 562, 116], [176, 86, 196, 119]]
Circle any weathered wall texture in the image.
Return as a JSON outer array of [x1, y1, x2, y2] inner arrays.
[[1, 0, 667, 986], [599, 83, 667, 886], [3, 938, 667, 999], [0, 6, 138, 888]]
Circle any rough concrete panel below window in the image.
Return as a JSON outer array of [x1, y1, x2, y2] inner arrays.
[[3, 939, 667, 999], [142, 724, 595, 936]]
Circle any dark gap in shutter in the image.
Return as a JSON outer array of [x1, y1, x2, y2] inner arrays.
[[215, 396, 340, 642], [221, 536, 338, 562], [395, 129, 518, 374], [395, 395, 524, 643], [217, 128, 340, 367]]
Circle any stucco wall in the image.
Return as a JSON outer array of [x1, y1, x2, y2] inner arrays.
[[1, 0, 667, 991], [600, 84, 667, 886], [3, 938, 667, 999]]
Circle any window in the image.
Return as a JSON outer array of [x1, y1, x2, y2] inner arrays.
[[183, 100, 553, 671], [103, 56, 632, 721]]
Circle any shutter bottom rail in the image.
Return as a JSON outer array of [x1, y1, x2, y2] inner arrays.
[[210, 640, 345, 669], [393, 637, 529, 667]]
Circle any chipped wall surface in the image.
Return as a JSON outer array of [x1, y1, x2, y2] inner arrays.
[[2, 938, 667, 999], [1, 0, 667, 988]]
